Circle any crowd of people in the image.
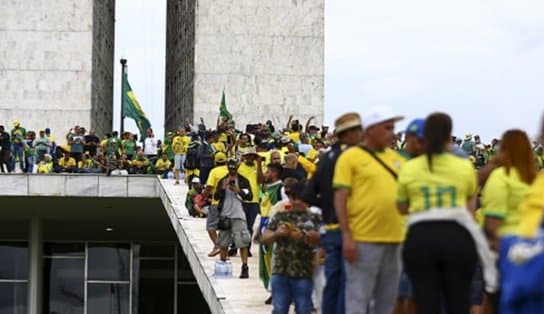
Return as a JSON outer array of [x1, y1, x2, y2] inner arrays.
[[2, 109, 544, 314], [180, 109, 544, 314]]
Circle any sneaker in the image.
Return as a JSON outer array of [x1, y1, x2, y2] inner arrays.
[[239, 264, 249, 279], [228, 248, 237, 257]]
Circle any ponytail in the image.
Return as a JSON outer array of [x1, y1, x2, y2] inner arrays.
[[424, 113, 452, 171]]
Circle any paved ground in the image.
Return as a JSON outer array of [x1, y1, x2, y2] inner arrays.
[[160, 178, 270, 314]]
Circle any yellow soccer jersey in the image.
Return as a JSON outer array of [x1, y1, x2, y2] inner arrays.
[[58, 157, 76, 168], [333, 146, 405, 243], [518, 172, 544, 238], [172, 135, 190, 155], [206, 165, 229, 205], [238, 162, 260, 203], [397, 153, 477, 213], [212, 142, 226, 154], [481, 167, 530, 236], [155, 159, 172, 171]]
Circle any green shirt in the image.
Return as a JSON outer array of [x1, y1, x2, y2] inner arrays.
[[11, 127, 26, 144], [122, 139, 136, 155]]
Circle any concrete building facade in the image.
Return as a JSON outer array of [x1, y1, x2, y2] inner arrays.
[[165, 0, 324, 132], [0, 0, 115, 137]]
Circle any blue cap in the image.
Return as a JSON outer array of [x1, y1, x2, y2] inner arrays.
[[405, 119, 425, 139], [45, 128, 51, 133]]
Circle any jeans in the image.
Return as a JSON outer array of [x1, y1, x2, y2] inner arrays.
[[321, 230, 345, 314], [25, 156, 35, 173], [11, 144, 24, 171], [271, 275, 313, 314]]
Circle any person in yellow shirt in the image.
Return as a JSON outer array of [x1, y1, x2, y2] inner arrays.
[[518, 117, 544, 238], [172, 128, 191, 184], [397, 113, 479, 314], [482, 130, 536, 242], [155, 153, 172, 177], [205, 153, 229, 257], [131, 151, 150, 174], [236, 148, 264, 256], [56, 153, 76, 173], [333, 106, 405, 314]]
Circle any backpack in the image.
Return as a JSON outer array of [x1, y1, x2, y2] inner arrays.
[[184, 143, 199, 170]]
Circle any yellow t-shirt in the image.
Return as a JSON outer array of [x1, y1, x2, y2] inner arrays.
[[481, 167, 531, 236], [306, 149, 319, 163], [212, 142, 227, 154], [58, 157, 76, 168], [172, 135, 190, 155], [333, 147, 405, 243], [155, 159, 172, 171], [206, 165, 229, 205], [238, 162, 259, 203], [397, 153, 477, 213], [518, 172, 544, 238], [287, 131, 301, 143]]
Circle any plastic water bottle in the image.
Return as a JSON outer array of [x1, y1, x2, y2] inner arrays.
[[167, 171, 174, 179], [225, 260, 232, 277], [214, 260, 226, 277]]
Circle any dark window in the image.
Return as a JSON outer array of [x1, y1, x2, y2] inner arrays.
[[0, 282, 27, 314], [88, 244, 130, 281], [43, 259, 85, 314], [137, 260, 174, 314], [139, 243, 174, 258], [44, 243, 85, 257], [177, 283, 210, 314], [87, 283, 129, 314], [0, 242, 28, 280]]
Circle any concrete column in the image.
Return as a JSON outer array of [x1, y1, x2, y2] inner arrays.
[[28, 216, 43, 314]]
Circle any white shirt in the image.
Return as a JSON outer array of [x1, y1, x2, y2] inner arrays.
[[144, 137, 159, 155]]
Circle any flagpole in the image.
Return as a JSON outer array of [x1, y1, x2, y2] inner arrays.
[[120, 58, 127, 134]]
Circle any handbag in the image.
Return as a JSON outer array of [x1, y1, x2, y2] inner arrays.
[[218, 216, 232, 231], [499, 222, 544, 313]]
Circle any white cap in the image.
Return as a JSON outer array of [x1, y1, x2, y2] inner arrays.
[[191, 177, 201, 184], [362, 106, 404, 130]]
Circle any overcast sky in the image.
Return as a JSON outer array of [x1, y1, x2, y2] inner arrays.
[[114, 0, 544, 142]]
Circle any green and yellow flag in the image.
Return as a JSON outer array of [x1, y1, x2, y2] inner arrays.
[[122, 73, 151, 142], [219, 90, 232, 120]]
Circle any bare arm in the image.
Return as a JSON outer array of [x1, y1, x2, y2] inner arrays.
[[397, 202, 409, 215], [256, 157, 265, 184], [305, 116, 315, 133], [286, 115, 293, 130], [335, 188, 358, 263]]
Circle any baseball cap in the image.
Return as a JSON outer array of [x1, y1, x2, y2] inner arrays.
[[362, 106, 404, 130], [405, 119, 425, 139], [191, 177, 201, 184], [214, 152, 227, 163]]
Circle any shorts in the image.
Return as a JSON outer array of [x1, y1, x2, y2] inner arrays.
[[216, 218, 251, 249], [206, 205, 219, 229], [174, 154, 185, 170]]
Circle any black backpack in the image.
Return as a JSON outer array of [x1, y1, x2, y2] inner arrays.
[[184, 143, 199, 170]]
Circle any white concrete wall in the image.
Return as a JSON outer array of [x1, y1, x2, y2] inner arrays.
[[0, 0, 114, 138], [193, 0, 324, 128], [0, 174, 159, 198]]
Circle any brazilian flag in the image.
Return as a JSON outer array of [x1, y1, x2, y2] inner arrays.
[[219, 90, 232, 120], [122, 73, 151, 142]]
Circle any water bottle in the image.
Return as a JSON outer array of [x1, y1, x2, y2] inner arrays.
[[214, 260, 226, 278], [225, 260, 232, 277], [167, 171, 174, 179]]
